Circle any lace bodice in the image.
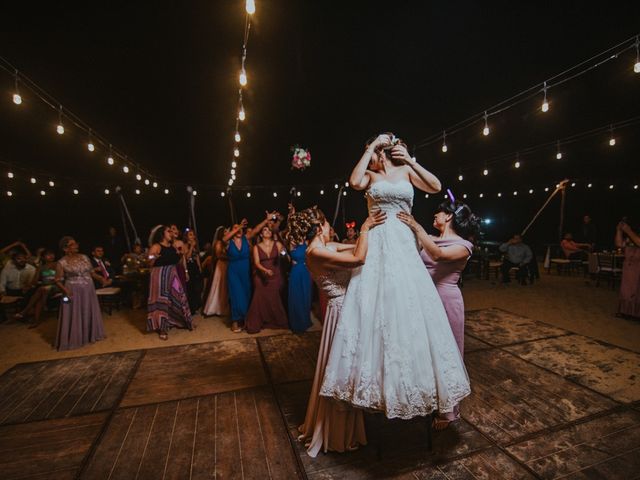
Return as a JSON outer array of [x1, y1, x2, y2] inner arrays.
[[58, 255, 93, 283], [310, 246, 351, 302], [366, 180, 413, 215]]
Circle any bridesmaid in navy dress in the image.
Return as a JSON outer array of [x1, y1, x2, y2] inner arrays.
[[287, 238, 312, 332], [223, 212, 276, 332]]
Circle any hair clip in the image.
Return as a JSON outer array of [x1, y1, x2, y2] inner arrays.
[[345, 221, 356, 229]]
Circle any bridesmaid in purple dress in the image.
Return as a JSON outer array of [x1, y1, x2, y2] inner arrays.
[[54, 236, 106, 351], [397, 200, 480, 430], [245, 226, 289, 333]]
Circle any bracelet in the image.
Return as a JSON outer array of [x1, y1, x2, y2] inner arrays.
[[359, 230, 369, 235]]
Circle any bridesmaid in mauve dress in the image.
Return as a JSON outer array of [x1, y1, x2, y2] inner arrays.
[[54, 236, 105, 351], [245, 226, 289, 333], [294, 206, 386, 457], [398, 199, 480, 429], [287, 242, 313, 333]]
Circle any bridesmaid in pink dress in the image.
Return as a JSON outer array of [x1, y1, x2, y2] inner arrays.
[[203, 227, 230, 316], [397, 200, 480, 430], [291, 206, 386, 457]]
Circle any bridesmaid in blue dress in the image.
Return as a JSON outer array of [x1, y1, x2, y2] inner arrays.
[[287, 241, 313, 332], [223, 212, 276, 332]]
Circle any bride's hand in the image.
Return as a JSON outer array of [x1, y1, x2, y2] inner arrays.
[[370, 134, 391, 149], [390, 145, 414, 165], [361, 210, 387, 232], [396, 212, 420, 232]]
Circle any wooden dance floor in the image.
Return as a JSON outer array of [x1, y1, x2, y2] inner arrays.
[[1, 308, 639, 479]]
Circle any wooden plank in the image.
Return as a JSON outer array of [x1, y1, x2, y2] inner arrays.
[[215, 392, 243, 479], [0, 413, 107, 480], [121, 340, 267, 407], [164, 399, 199, 480], [132, 402, 179, 479], [190, 396, 216, 480], [258, 332, 321, 384], [0, 363, 48, 401], [90, 350, 142, 412], [235, 389, 272, 479]]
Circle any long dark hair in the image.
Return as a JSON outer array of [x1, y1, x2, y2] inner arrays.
[[436, 200, 481, 240]]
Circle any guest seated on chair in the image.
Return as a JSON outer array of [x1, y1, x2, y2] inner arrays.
[[0, 252, 36, 302], [90, 246, 116, 289], [560, 233, 590, 261], [499, 234, 533, 284]]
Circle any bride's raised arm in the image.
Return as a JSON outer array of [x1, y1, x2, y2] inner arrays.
[[391, 145, 442, 193], [349, 134, 390, 191]]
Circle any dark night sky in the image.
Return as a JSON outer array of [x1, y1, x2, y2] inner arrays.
[[1, 1, 639, 251]]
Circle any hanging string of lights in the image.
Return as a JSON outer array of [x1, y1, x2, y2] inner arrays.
[[0, 57, 163, 189], [227, 0, 256, 188], [416, 33, 640, 152]]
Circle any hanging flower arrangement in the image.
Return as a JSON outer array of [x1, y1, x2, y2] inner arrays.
[[291, 145, 311, 171]]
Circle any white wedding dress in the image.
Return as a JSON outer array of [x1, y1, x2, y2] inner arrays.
[[320, 180, 471, 419]]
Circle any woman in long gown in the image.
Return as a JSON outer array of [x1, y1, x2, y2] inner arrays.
[[245, 226, 289, 333], [287, 239, 313, 333], [183, 229, 203, 314], [223, 212, 276, 332], [320, 133, 471, 420], [398, 200, 480, 429], [295, 206, 386, 457], [203, 226, 230, 316], [146, 225, 193, 340], [54, 236, 105, 351], [615, 220, 640, 318]]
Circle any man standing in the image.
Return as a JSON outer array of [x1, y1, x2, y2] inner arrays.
[[499, 234, 533, 285]]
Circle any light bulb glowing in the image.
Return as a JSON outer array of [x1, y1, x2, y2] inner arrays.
[[513, 191, 518, 196], [164, 188, 169, 194], [231, 169, 236, 175], [220, 191, 225, 197], [135, 189, 141, 195], [462, 194, 467, 199], [231, 161, 237, 168], [320, 189, 324, 195], [246, 0, 256, 14], [104, 189, 110, 195], [136, 174, 142, 181], [30, 177, 36, 184], [482, 111, 489, 136], [635, 61, 640, 73], [238, 108, 245, 121], [444, 194, 448, 199], [297, 191, 302, 197], [441, 144, 448, 153], [587, 183, 592, 188], [57, 124, 65, 135], [231, 174, 236, 180], [123, 166, 129, 173], [13, 93, 22, 105], [48, 181, 55, 187], [497, 192, 502, 197], [144, 179, 150, 185], [153, 182, 158, 188], [342, 191, 346, 196], [483, 169, 488, 176], [541, 81, 549, 112], [247, 192, 251, 198], [514, 161, 521, 169], [334, 184, 339, 189], [609, 184, 614, 190], [7, 191, 12, 197], [345, 182, 349, 187], [73, 189, 79, 195], [40, 190, 46, 196], [228, 179, 233, 186], [609, 137, 616, 146], [7, 172, 14, 179], [479, 193, 483, 198], [273, 192, 277, 197], [483, 126, 489, 136], [634, 185, 638, 190], [234, 148, 240, 157], [193, 190, 197, 196], [458, 174, 463, 181], [556, 152, 562, 160], [529, 189, 534, 194], [107, 156, 114, 165], [235, 132, 241, 142], [87, 142, 95, 152], [425, 194, 429, 198], [545, 187, 550, 192], [239, 69, 247, 87]]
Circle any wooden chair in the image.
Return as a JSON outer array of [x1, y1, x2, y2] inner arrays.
[[96, 287, 122, 315], [595, 253, 623, 289]]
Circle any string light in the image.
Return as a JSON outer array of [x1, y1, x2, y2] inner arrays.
[[634, 185, 638, 190], [634, 36, 640, 73], [483, 168, 489, 176], [497, 192, 502, 197], [541, 81, 549, 112], [462, 194, 467, 199], [334, 184, 339, 189], [342, 191, 346, 196], [556, 141, 563, 160], [609, 184, 614, 189], [425, 194, 429, 198], [345, 182, 349, 187], [441, 131, 447, 153], [320, 189, 324, 195], [273, 192, 278, 197], [231, 169, 236, 175], [513, 191, 518, 196], [514, 153, 521, 168], [87, 130, 95, 152], [30, 177, 36, 184], [231, 174, 236, 180], [458, 174, 463, 181], [247, 192, 251, 198], [6, 191, 12, 197], [482, 111, 490, 136], [235, 132, 241, 142], [136, 173, 142, 181], [56, 106, 64, 134], [7, 172, 14, 179], [164, 188, 170, 194], [48, 180, 55, 187], [193, 190, 198, 196], [40, 190, 46, 196], [608, 125, 616, 146], [123, 166, 129, 173], [234, 148, 240, 157], [297, 191, 302, 197], [144, 179, 150, 186], [228, 179, 233, 186], [529, 189, 534, 194], [73, 189, 79, 195], [104, 188, 110, 195], [246, 0, 256, 15], [479, 193, 483, 198], [107, 156, 114, 166], [153, 182, 158, 188], [232, 161, 237, 168], [545, 187, 550, 192], [12, 70, 22, 105], [238, 106, 245, 121], [220, 191, 225, 197], [239, 68, 247, 87], [587, 183, 592, 188], [135, 189, 141, 195]]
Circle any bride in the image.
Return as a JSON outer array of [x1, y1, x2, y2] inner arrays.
[[319, 133, 471, 422]]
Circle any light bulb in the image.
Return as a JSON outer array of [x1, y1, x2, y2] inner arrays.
[[320, 189, 324, 195], [425, 194, 430, 198], [529, 189, 534, 194], [482, 112, 490, 136], [441, 144, 447, 153], [462, 194, 467, 199], [345, 182, 349, 187], [234, 148, 240, 157], [497, 192, 502, 197], [239, 69, 247, 87], [7, 172, 14, 179], [273, 192, 278, 197], [57, 124, 65, 135], [235, 132, 241, 142], [634, 61, 640, 73], [48, 180, 55, 187], [483, 126, 489, 136], [164, 188, 169, 194], [587, 183, 592, 188], [220, 191, 225, 197], [342, 191, 346, 196], [135, 189, 141, 195], [13, 93, 22, 105], [193, 190, 197, 196], [107, 156, 114, 165], [144, 179, 150, 185], [514, 161, 521, 169], [479, 193, 483, 198], [228, 179, 233, 186], [556, 152, 562, 160], [545, 187, 550, 192], [231, 174, 236, 180], [444, 194, 448, 199], [246, 0, 256, 14], [571, 182, 576, 187], [87, 142, 95, 152], [231, 161, 237, 168], [73, 189, 79, 195], [136, 174, 142, 181], [458, 174, 463, 181], [153, 182, 158, 188], [104, 189, 110, 195], [231, 169, 236, 175], [30, 177, 36, 184], [238, 108, 245, 121], [609, 184, 614, 190], [7, 191, 12, 197], [40, 190, 46, 196], [247, 192, 251, 198], [297, 191, 302, 197], [483, 169, 488, 176], [123, 166, 129, 173], [513, 191, 518, 196], [609, 138, 616, 146], [541, 100, 549, 113], [634, 185, 638, 190], [334, 183, 339, 189]]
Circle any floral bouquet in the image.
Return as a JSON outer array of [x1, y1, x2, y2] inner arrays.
[[291, 145, 311, 171]]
